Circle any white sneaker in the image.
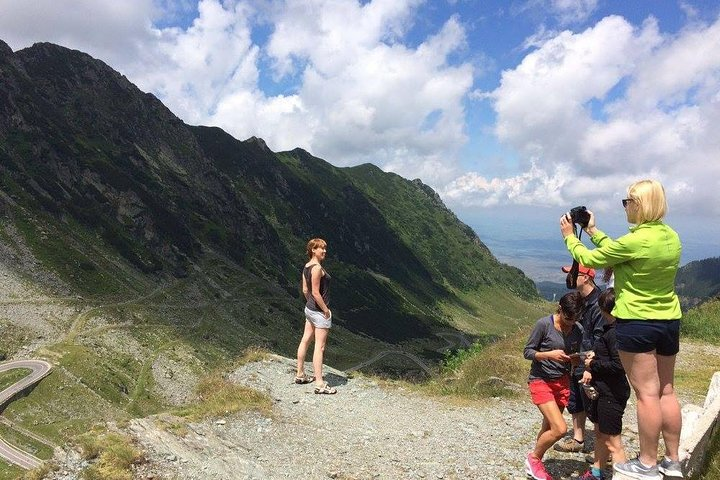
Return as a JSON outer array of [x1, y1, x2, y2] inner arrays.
[[658, 456, 684, 478], [613, 458, 661, 480]]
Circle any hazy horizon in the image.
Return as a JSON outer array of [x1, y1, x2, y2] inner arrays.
[[460, 205, 720, 283]]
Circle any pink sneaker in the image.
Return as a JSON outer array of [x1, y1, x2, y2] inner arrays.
[[526, 452, 554, 480]]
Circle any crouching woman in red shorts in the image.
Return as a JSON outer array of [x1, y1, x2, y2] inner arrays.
[[524, 292, 585, 480]]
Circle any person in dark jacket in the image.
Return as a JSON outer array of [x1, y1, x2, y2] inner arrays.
[[574, 288, 629, 480], [554, 265, 605, 453]]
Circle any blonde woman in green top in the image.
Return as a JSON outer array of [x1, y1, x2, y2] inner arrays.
[[560, 180, 684, 480]]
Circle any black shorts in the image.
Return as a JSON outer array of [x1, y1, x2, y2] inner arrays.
[[616, 319, 680, 355], [567, 373, 591, 415], [588, 394, 628, 436]]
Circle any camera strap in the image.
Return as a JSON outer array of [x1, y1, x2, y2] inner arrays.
[[565, 223, 584, 289], [566, 260, 580, 288]]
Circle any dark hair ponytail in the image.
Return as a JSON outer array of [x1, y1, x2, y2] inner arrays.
[[598, 288, 615, 315], [557, 291, 585, 322]]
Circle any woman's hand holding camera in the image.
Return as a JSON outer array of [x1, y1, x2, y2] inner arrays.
[[560, 214, 575, 238], [559, 210, 598, 237], [582, 211, 597, 236]]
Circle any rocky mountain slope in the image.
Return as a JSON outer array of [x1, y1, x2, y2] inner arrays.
[[676, 257, 720, 309], [0, 39, 540, 358]]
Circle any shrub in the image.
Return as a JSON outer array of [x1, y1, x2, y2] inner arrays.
[[441, 335, 498, 374], [77, 432, 143, 480], [174, 373, 272, 421], [430, 328, 529, 399]]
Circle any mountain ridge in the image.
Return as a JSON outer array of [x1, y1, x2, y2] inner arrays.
[[0, 40, 547, 474], [675, 256, 720, 308], [0, 38, 546, 360]]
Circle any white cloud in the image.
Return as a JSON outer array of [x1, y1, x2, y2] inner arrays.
[[515, 0, 599, 26], [550, 0, 599, 25], [130, 0, 261, 125], [210, 1, 474, 183], [0, 0, 158, 65], [443, 160, 572, 207], [447, 14, 720, 217], [494, 16, 661, 162]]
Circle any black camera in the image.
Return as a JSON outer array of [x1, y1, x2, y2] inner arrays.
[[569, 206, 591, 228]]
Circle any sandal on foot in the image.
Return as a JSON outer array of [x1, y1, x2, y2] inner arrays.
[[294, 374, 315, 384], [314, 383, 337, 394]]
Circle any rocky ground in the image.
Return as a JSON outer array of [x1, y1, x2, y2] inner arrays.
[[112, 354, 649, 480]]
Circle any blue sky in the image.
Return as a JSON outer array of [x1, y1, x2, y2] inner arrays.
[[1, 0, 719, 280]]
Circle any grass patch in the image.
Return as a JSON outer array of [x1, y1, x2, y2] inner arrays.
[[234, 346, 271, 365], [174, 372, 272, 421], [2, 367, 128, 445], [438, 287, 548, 336], [0, 460, 24, 479], [0, 323, 34, 358], [77, 431, 144, 480], [440, 335, 499, 374], [22, 462, 56, 480], [53, 344, 139, 406], [22, 462, 57, 480], [675, 341, 720, 403], [0, 423, 54, 460], [694, 424, 720, 480], [682, 297, 720, 343], [125, 346, 169, 418], [11, 213, 128, 297], [0, 368, 32, 392], [427, 327, 529, 399], [154, 414, 190, 437]]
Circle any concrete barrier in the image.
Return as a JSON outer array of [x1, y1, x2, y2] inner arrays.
[[680, 371, 720, 477]]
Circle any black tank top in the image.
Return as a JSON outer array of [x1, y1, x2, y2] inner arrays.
[[303, 264, 330, 311]]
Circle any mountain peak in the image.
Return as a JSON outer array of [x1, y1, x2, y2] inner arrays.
[[243, 135, 271, 153], [0, 39, 12, 57]]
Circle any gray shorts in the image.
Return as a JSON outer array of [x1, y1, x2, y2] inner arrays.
[[305, 306, 332, 329]]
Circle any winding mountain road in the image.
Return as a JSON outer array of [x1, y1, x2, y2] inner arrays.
[[0, 359, 52, 470]]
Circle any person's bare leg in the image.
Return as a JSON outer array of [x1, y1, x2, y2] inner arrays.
[[533, 401, 568, 459], [312, 327, 329, 385], [657, 353, 682, 461], [536, 415, 550, 444], [620, 350, 661, 466], [572, 411, 587, 442], [594, 430, 610, 470], [296, 320, 315, 377], [606, 432, 627, 465]]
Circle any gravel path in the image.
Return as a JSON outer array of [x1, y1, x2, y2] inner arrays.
[[130, 355, 648, 480]]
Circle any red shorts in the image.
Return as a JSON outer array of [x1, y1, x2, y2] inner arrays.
[[529, 377, 570, 408]]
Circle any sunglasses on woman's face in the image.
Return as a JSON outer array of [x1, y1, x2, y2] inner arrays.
[[622, 198, 633, 208]]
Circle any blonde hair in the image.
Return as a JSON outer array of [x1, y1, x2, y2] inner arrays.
[[306, 238, 327, 259], [627, 179, 667, 223]]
